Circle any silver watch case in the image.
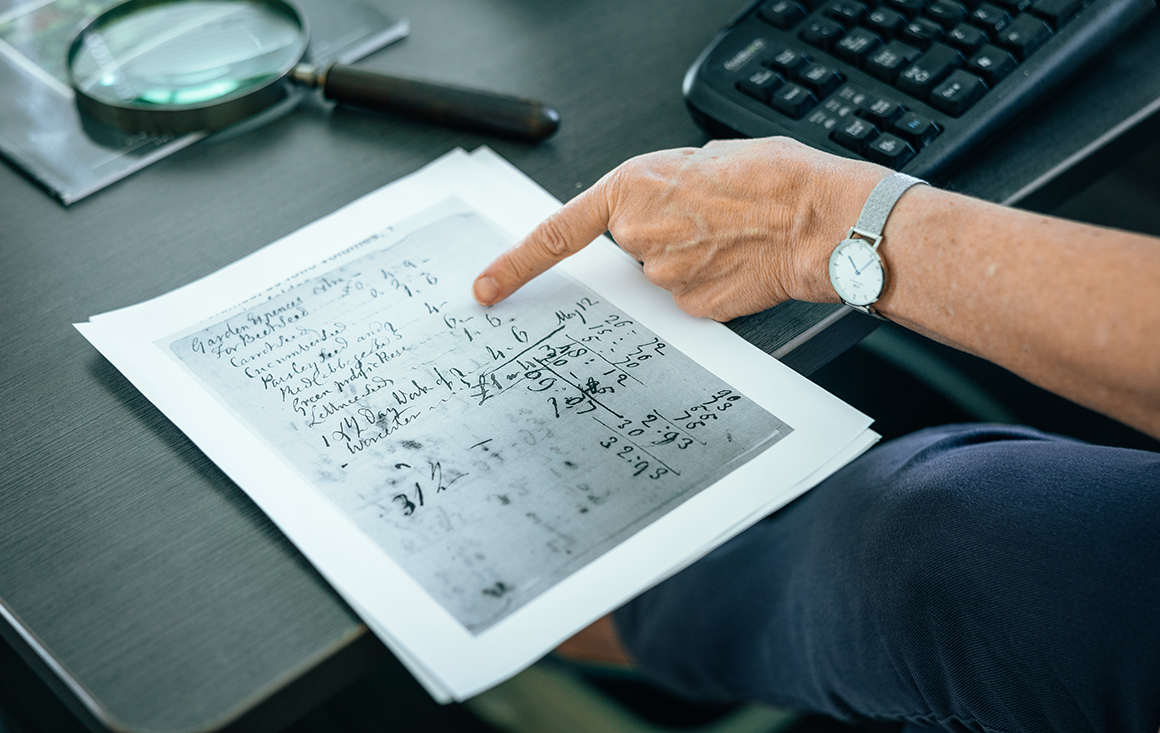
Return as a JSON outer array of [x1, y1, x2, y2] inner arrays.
[[829, 228, 887, 318]]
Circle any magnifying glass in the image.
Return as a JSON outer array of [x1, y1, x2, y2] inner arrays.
[[66, 0, 560, 142]]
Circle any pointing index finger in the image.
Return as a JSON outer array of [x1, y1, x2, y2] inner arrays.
[[473, 180, 613, 306]]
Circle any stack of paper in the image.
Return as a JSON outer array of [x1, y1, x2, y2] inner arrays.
[[76, 148, 877, 701]]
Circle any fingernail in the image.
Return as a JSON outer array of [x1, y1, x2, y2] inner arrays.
[[473, 276, 499, 305]]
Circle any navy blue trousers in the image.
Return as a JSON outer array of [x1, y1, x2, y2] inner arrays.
[[614, 424, 1160, 733]]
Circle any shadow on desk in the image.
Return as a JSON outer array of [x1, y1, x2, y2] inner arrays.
[[0, 630, 890, 733]]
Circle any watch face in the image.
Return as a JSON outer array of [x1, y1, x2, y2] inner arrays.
[[829, 238, 884, 307]]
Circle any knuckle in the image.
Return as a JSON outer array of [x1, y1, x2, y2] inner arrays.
[[619, 151, 654, 173], [533, 214, 577, 258], [499, 247, 536, 282], [614, 152, 668, 185], [609, 219, 640, 248], [768, 134, 798, 150], [672, 292, 710, 320], [642, 258, 679, 289], [604, 159, 641, 196]]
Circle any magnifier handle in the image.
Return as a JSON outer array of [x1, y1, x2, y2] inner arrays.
[[310, 65, 560, 142]]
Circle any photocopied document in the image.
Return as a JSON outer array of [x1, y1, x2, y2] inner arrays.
[[77, 148, 878, 701]]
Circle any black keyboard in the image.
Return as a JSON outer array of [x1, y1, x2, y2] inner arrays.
[[682, 0, 1156, 182]]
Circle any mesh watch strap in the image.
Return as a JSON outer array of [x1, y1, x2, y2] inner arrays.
[[852, 172, 927, 241]]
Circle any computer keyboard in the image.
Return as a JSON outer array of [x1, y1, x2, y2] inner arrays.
[[682, 0, 1156, 181]]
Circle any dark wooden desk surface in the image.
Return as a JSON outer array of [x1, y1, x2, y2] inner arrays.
[[2, 0, 1158, 731]]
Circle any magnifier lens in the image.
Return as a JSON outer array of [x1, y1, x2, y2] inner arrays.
[[71, 1, 303, 108], [69, 0, 558, 140]]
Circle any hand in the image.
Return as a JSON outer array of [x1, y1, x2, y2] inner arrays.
[[473, 137, 889, 321]]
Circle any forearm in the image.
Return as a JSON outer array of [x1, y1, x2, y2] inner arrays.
[[832, 186, 1160, 439]]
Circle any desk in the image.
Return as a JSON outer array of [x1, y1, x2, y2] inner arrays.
[[2, 0, 1158, 731]]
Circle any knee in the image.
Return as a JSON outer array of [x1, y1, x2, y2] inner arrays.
[[821, 442, 1027, 640], [826, 427, 1059, 613], [851, 477, 990, 618]]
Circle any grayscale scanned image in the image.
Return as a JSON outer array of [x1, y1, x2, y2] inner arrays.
[[166, 206, 791, 632]]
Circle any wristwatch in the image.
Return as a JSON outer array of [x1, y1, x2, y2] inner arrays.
[[828, 172, 926, 316]]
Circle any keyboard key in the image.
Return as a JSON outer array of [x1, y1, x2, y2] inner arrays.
[[824, 0, 871, 25], [901, 17, 945, 47], [926, 0, 968, 27], [835, 83, 874, 107], [966, 43, 1017, 83], [864, 6, 908, 38], [990, 0, 1033, 12], [806, 109, 841, 130], [865, 40, 923, 80], [896, 42, 963, 97], [737, 68, 785, 102], [771, 83, 819, 117], [1029, 0, 1081, 28], [827, 85, 869, 111], [886, 0, 928, 17], [833, 27, 885, 63], [797, 62, 846, 97], [865, 133, 917, 168], [995, 12, 1051, 57], [831, 117, 881, 153], [800, 18, 847, 49], [928, 69, 987, 114], [892, 110, 941, 145], [858, 95, 906, 126], [764, 47, 812, 74], [946, 22, 989, 53], [759, 0, 809, 29], [828, 85, 872, 119], [823, 96, 860, 119], [968, 3, 1011, 32]]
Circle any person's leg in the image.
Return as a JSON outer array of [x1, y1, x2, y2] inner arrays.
[[613, 424, 1160, 733]]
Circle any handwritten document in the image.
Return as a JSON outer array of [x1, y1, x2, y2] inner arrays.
[[167, 205, 789, 632], [78, 148, 876, 700]]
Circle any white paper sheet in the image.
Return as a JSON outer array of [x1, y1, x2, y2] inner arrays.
[[76, 147, 877, 701]]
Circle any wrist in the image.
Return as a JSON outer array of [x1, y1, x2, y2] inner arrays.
[[866, 181, 939, 319], [788, 165, 891, 303], [822, 171, 928, 314]]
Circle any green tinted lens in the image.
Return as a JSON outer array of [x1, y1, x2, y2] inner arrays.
[[71, 1, 303, 109]]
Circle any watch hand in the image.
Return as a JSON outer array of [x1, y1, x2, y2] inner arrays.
[[858, 256, 877, 274], [847, 255, 861, 275]]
